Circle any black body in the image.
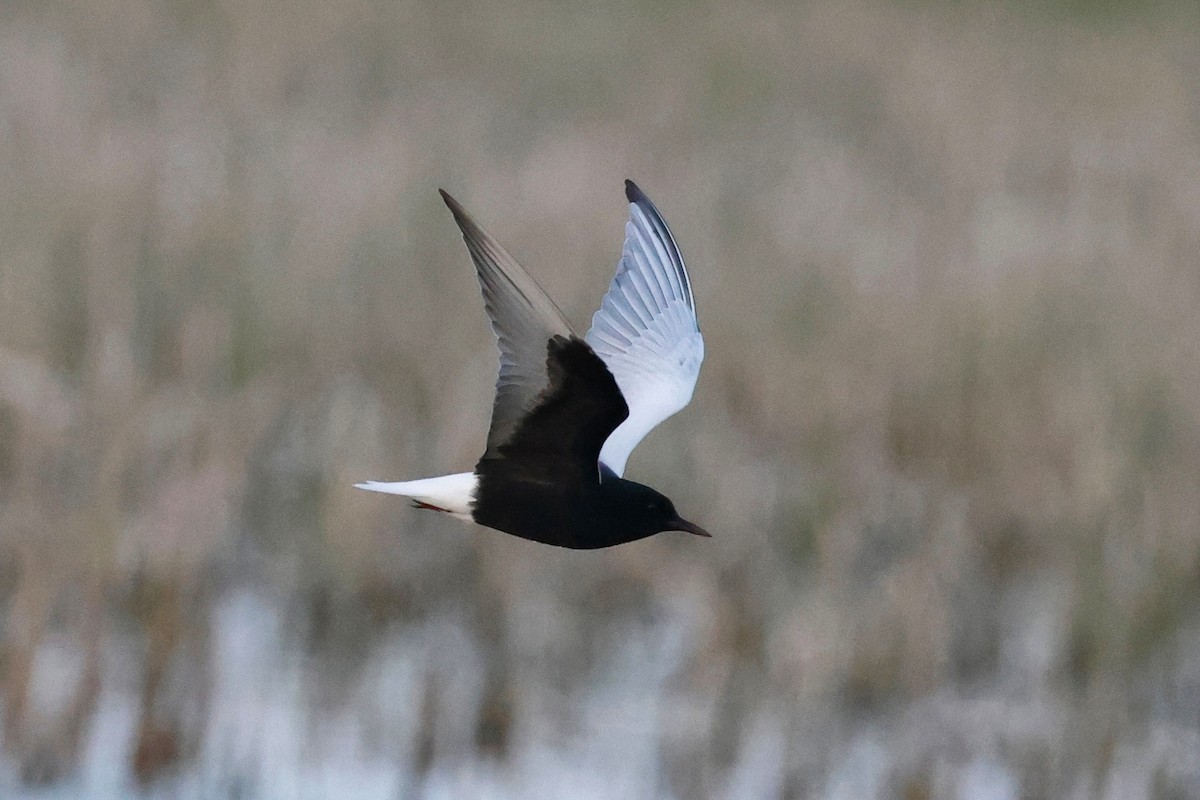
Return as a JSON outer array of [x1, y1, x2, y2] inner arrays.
[[470, 336, 705, 548], [473, 468, 689, 549]]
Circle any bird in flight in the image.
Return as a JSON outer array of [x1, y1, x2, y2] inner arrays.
[[357, 180, 708, 549]]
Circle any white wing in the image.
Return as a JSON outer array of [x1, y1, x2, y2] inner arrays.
[[585, 180, 703, 477]]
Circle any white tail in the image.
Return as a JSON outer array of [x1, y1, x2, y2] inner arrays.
[[354, 472, 477, 521]]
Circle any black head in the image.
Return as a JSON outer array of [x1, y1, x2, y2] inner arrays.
[[608, 480, 711, 542]]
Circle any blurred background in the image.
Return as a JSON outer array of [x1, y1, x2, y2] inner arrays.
[[2, 0, 1200, 797]]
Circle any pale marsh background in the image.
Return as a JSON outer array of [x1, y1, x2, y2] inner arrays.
[[2, 1, 1200, 797]]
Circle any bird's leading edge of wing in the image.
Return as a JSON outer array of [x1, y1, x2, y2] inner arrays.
[[585, 180, 704, 477]]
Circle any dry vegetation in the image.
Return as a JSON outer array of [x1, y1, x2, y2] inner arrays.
[[1, 0, 1199, 797]]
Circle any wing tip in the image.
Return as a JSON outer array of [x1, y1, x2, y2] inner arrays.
[[441, 189, 487, 245], [624, 179, 647, 205], [439, 188, 465, 218]]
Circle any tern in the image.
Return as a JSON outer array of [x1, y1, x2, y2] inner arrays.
[[357, 180, 708, 548]]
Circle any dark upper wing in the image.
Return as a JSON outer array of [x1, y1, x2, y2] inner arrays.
[[584, 180, 704, 476], [481, 335, 629, 481], [440, 190, 576, 457]]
